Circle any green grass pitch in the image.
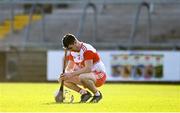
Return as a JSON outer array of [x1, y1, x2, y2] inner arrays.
[[0, 83, 179, 112]]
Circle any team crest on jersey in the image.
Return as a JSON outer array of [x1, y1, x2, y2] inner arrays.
[[73, 54, 83, 62]]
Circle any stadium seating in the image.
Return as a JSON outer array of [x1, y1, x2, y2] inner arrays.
[[0, 1, 180, 49], [0, 20, 10, 38], [0, 14, 42, 39]]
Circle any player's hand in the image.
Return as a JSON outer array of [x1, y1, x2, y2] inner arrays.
[[60, 73, 73, 81], [58, 73, 64, 82]]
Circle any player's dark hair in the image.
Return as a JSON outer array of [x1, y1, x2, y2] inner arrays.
[[62, 34, 76, 49]]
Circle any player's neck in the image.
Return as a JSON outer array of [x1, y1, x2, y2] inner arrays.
[[76, 41, 82, 52]]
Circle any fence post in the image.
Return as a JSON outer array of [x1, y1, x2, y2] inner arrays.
[[77, 2, 98, 42], [129, 2, 152, 50]]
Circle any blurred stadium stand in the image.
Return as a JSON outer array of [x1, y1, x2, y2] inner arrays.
[[0, 0, 180, 82], [0, 0, 180, 50]]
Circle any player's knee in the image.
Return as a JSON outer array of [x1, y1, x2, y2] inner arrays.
[[79, 74, 96, 84], [79, 74, 88, 81]]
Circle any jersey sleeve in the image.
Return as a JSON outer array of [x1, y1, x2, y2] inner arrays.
[[83, 50, 94, 60], [68, 53, 74, 61]]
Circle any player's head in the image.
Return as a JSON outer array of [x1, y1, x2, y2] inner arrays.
[[62, 33, 76, 49], [62, 34, 80, 52]]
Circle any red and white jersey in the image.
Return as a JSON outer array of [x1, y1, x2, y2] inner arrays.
[[68, 42, 106, 73]]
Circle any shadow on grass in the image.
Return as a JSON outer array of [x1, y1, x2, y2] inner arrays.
[[44, 102, 96, 105]]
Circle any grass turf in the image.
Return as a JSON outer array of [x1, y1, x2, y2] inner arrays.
[[0, 83, 179, 112]]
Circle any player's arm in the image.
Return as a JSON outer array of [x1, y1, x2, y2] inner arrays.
[[59, 60, 75, 82], [65, 60, 75, 73], [71, 59, 93, 76], [71, 50, 94, 76]]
